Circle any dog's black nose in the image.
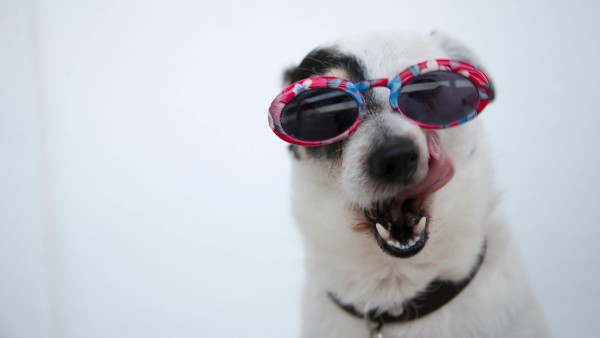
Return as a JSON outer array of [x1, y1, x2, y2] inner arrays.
[[368, 138, 419, 183]]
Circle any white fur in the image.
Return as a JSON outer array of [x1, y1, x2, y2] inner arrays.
[[289, 30, 548, 337]]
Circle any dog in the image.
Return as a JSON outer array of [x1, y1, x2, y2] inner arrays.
[[268, 30, 548, 337]]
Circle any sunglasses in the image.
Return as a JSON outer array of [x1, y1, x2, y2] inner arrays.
[[268, 59, 493, 146]]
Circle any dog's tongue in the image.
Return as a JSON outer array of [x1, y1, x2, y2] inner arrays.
[[402, 132, 455, 198]]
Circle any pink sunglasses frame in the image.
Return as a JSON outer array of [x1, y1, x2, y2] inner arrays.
[[268, 59, 493, 146]]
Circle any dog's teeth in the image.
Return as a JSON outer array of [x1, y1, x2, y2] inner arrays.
[[414, 217, 427, 234], [376, 223, 390, 240]]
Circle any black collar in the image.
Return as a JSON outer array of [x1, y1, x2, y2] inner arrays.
[[328, 242, 487, 326]]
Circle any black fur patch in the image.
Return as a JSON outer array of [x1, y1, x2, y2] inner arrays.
[[286, 48, 365, 84], [284, 47, 378, 161]]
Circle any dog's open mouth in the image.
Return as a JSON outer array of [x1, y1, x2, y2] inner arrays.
[[363, 132, 455, 258], [365, 196, 431, 258]]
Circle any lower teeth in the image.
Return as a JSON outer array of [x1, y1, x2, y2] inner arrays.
[[377, 215, 427, 250], [387, 235, 421, 249]]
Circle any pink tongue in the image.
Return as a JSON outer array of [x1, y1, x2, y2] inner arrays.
[[402, 132, 455, 198]]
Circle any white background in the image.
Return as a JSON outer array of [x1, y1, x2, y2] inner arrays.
[[1, 0, 599, 337]]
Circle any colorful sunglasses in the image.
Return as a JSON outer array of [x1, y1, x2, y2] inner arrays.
[[268, 59, 493, 146]]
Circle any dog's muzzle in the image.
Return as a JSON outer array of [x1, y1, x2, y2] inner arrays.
[[364, 132, 455, 258]]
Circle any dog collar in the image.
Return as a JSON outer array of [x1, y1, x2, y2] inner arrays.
[[328, 241, 487, 335]]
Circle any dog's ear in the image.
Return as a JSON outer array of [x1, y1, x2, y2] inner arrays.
[[431, 31, 495, 101]]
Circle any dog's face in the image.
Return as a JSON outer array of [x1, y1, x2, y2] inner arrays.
[[281, 31, 494, 263]]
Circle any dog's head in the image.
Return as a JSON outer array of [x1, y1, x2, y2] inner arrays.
[[271, 30, 495, 262]]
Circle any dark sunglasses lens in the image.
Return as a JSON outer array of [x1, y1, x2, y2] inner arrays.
[[398, 72, 479, 126], [280, 89, 359, 142]]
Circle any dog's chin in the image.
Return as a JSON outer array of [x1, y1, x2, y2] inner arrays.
[[364, 195, 431, 258]]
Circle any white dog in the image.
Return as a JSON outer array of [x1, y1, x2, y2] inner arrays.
[[269, 30, 548, 338]]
